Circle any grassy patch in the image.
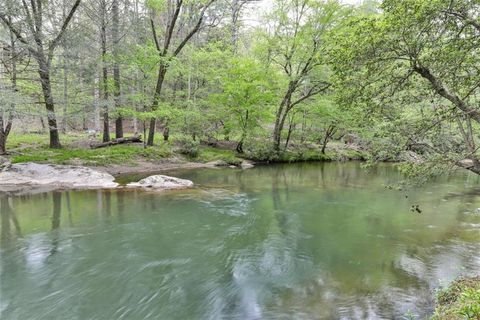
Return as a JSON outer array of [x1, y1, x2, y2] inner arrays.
[[5, 133, 367, 167], [433, 276, 480, 320], [195, 146, 243, 165], [7, 133, 172, 166]]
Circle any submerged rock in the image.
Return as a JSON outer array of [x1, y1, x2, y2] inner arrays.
[[127, 175, 193, 190], [207, 160, 229, 167], [0, 163, 118, 191], [240, 161, 254, 169]]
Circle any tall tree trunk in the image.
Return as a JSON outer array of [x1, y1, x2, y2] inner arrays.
[[147, 63, 167, 146], [61, 3, 68, 134], [0, 20, 16, 154], [62, 56, 68, 133], [285, 115, 295, 150], [112, 0, 123, 138], [0, 117, 12, 155], [231, 0, 241, 52], [38, 60, 62, 149], [321, 124, 337, 154], [94, 76, 100, 131], [236, 110, 248, 153], [273, 83, 295, 151], [273, 109, 289, 152], [101, 10, 110, 143]]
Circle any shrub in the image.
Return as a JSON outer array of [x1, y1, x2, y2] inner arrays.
[[175, 136, 200, 158]]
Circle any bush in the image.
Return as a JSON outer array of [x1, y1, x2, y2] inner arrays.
[[433, 276, 480, 320], [244, 139, 279, 161], [175, 136, 200, 158]]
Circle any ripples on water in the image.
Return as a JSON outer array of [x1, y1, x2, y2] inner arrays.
[[1, 163, 480, 319]]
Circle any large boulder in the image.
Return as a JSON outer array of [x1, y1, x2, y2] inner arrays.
[[0, 163, 118, 190], [127, 175, 193, 190]]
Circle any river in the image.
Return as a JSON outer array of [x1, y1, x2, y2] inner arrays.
[[1, 162, 479, 319]]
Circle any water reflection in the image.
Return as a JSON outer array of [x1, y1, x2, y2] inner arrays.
[[1, 163, 479, 319], [0, 195, 22, 245]]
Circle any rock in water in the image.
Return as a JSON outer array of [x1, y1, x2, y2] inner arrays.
[[0, 156, 11, 171], [240, 161, 254, 169], [0, 163, 118, 190], [127, 175, 193, 190]]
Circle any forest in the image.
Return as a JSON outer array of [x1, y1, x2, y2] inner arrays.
[[0, 0, 478, 179]]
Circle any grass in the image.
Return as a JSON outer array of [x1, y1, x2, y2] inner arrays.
[[433, 276, 480, 320], [4, 133, 366, 167], [195, 146, 243, 165], [6, 133, 172, 166]]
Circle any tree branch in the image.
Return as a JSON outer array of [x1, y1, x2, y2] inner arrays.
[[48, 0, 81, 62], [173, 0, 215, 57]]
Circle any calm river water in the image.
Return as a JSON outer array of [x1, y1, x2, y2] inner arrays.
[[1, 163, 479, 319]]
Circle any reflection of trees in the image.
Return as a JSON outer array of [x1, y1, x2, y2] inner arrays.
[[65, 192, 73, 226], [96, 190, 114, 224], [1, 195, 22, 246], [117, 191, 125, 222], [49, 191, 62, 255]]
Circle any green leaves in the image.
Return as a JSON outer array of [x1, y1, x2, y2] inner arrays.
[[210, 56, 276, 134], [146, 0, 166, 11]]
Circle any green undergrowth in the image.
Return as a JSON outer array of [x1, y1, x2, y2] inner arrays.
[[10, 144, 172, 166], [7, 133, 172, 166], [195, 146, 243, 165], [5, 133, 366, 166], [432, 276, 480, 320]]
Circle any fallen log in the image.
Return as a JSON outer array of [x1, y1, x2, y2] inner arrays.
[[90, 135, 142, 149]]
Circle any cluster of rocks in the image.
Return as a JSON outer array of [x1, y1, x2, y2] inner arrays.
[[0, 161, 198, 194], [0, 157, 255, 194], [207, 160, 254, 169]]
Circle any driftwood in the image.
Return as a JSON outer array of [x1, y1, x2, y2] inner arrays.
[[90, 135, 142, 149]]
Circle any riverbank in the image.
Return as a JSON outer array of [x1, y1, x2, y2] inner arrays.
[[3, 133, 367, 175], [433, 276, 480, 319]]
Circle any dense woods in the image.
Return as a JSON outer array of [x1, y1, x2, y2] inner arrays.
[[1, 0, 479, 177]]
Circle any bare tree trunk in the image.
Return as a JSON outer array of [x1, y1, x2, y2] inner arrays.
[[0, 20, 15, 154], [321, 124, 337, 154], [100, 5, 110, 143], [285, 114, 295, 150], [147, 63, 167, 146], [236, 110, 249, 153], [61, 3, 69, 134], [273, 108, 290, 152], [273, 83, 295, 151], [94, 76, 100, 131], [112, 0, 123, 138], [38, 60, 62, 149], [62, 55, 68, 133]]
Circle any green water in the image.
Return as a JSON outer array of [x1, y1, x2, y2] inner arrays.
[[1, 163, 479, 319]]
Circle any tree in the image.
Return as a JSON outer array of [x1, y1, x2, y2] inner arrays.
[[112, 0, 123, 138], [329, 0, 480, 175], [0, 15, 17, 154], [146, 0, 217, 146], [0, 0, 82, 148], [211, 56, 274, 153], [260, 0, 342, 151]]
